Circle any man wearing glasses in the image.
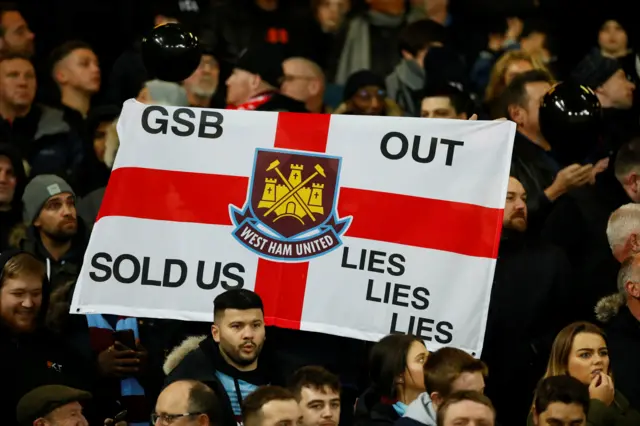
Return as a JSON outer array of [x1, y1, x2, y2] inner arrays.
[[152, 380, 226, 426], [334, 70, 402, 116]]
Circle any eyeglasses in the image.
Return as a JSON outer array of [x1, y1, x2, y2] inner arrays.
[[151, 412, 203, 425], [355, 88, 386, 101]]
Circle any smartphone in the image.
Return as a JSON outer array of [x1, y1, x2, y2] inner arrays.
[[113, 410, 128, 423], [113, 330, 136, 349]]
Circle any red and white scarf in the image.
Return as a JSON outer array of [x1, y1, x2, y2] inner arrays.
[[227, 92, 274, 111]]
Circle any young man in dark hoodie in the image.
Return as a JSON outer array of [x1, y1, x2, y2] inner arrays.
[[0, 249, 84, 426], [18, 174, 88, 290], [164, 289, 283, 426]]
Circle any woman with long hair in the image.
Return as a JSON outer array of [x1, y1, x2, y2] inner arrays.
[[354, 334, 429, 426], [484, 50, 552, 118], [527, 322, 640, 425]]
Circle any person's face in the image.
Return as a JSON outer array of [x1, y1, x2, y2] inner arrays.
[[401, 341, 428, 395], [154, 383, 206, 426], [0, 58, 36, 108], [450, 372, 486, 394], [515, 81, 550, 136], [366, 0, 405, 16], [42, 401, 89, 426], [442, 401, 494, 426], [349, 85, 386, 116], [599, 69, 635, 109], [298, 386, 340, 426], [281, 60, 318, 103], [226, 68, 258, 106], [316, 0, 350, 32], [0, 154, 16, 206], [534, 402, 586, 426], [421, 96, 464, 119], [0, 11, 34, 57], [0, 273, 42, 333], [567, 332, 610, 385], [184, 54, 220, 98], [93, 121, 112, 162], [261, 399, 302, 426], [57, 48, 101, 94], [34, 193, 78, 242], [212, 308, 266, 368], [503, 177, 527, 232], [599, 20, 628, 55], [504, 59, 534, 86]]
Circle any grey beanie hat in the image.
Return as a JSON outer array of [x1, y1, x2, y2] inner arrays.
[[145, 79, 190, 106], [22, 175, 75, 225]]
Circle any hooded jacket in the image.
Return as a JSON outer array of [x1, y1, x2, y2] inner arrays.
[[0, 104, 84, 184], [394, 393, 437, 426], [18, 219, 90, 291], [596, 294, 640, 412], [164, 335, 282, 426], [0, 144, 27, 251]]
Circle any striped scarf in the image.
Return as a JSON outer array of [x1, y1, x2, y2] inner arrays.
[[86, 314, 149, 426]]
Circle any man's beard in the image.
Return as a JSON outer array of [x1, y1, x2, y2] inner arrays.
[[220, 340, 263, 367], [192, 82, 217, 98], [43, 223, 77, 243]]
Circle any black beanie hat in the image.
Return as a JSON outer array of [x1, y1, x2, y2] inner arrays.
[[235, 43, 285, 88], [343, 70, 386, 101], [571, 52, 622, 89]]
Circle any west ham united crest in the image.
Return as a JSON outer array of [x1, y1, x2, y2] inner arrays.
[[230, 149, 351, 261]]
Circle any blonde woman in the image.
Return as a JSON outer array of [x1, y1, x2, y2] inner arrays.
[[484, 50, 551, 109], [527, 322, 640, 426]]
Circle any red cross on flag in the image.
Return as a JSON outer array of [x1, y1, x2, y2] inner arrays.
[[71, 100, 515, 355]]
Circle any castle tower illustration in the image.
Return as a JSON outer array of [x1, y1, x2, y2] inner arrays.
[[261, 178, 277, 202], [308, 183, 324, 214], [289, 164, 304, 187]]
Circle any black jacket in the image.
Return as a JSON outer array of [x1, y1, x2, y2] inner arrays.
[[164, 335, 284, 426], [19, 220, 89, 291], [597, 295, 640, 411], [0, 105, 84, 185], [509, 132, 558, 232], [256, 93, 308, 113], [0, 265, 88, 426], [542, 172, 628, 322], [354, 388, 400, 426], [482, 229, 573, 426]]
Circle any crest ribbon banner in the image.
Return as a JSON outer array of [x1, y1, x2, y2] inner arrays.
[[71, 99, 515, 355]]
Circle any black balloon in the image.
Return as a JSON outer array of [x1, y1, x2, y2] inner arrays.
[[141, 23, 201, 82], [539, 82, 603, 165]]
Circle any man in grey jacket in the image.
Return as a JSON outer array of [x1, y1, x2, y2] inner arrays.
[[385, 19, 445, 117]]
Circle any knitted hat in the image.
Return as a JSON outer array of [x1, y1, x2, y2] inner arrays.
[[343, 70, 386, 101], [571, 52, 622, 89], [22, 175, 75, 225], [17, 385, 91, 426], [145, 80, 190, 106], [235, 43, 285, 88]]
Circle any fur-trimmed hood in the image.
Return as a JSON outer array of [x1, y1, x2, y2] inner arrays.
[[163, 335, 207, 375], [595, 293, 626, 323]]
